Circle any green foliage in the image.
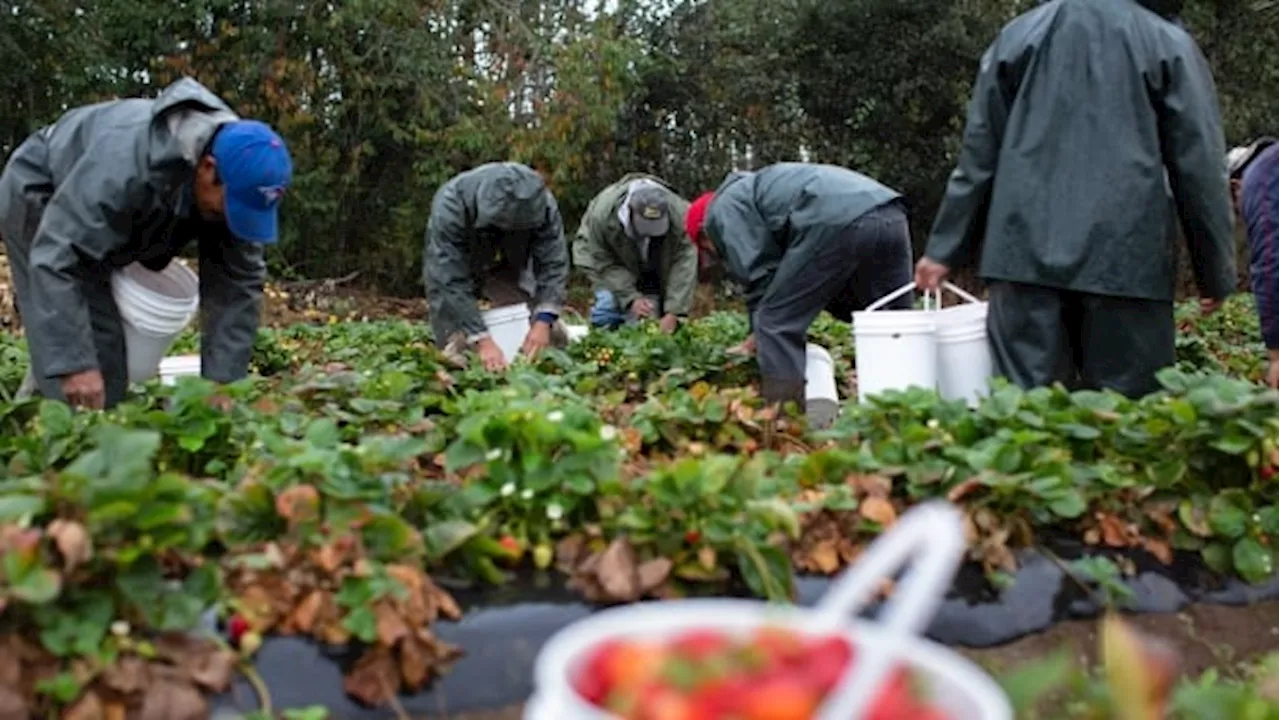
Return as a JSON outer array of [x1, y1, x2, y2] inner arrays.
[[3, 0, 1273, 292]]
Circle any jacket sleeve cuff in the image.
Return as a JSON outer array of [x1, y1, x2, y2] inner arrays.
[[533, 302, 563, 317]]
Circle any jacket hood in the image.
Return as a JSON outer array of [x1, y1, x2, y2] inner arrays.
[[149, 78, 239, 170]]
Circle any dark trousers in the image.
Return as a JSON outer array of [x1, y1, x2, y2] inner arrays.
[[986, 281, 1175, 399], [754, 201, 914, 403]]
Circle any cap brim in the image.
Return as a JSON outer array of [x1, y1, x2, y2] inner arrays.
[[633, 215, 670, 237], [225, 192, 279, 244]]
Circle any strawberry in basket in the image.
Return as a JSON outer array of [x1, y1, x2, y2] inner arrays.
[[572, 626, 948, 720]]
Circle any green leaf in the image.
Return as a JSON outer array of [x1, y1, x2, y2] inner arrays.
[[423, 520, 479, 560], [1179, 498, 1213, 538], [341, 605, 378, 643], [1201, 542, 1233, 574], [1209, 492, 1251, 538], [1048, 490, 1087, 519], [1259, 506, 1279, 536], [0, 494, 45, 522], [745, 498, 801, 538], [997, 650, 1075, 716], [9, 565, 62, 604], [1232, 537, 1276, 584], [734, 541, 793, 602]]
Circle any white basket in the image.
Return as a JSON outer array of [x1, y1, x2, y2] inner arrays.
[[481, 304, 532, 363], [526, 503, 1012, 720], [159, 354, 202, 386], [852, 282, 992, 406], [111, 260, 201, 383]]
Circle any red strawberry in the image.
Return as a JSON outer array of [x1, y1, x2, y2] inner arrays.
[[671, 630, 731, 660], [685, 530, 702, 544], [801, 636, 854, 693], [497, 535, 523, 555], [227, 614, 250, 644]]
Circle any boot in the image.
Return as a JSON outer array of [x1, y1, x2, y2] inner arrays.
[[760, 376, 805, 408]]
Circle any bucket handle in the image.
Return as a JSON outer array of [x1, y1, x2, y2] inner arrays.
[[862, 281, 981, 314], [809, 502, 967, 720]]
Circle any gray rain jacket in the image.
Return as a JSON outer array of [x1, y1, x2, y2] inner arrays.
[[0, 78, 266, 406], [924, 0, 1235, 302], [423, 163, 569, 343]]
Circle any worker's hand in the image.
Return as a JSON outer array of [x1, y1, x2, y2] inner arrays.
[[727, 334, 757, 357], [659, 313, 680, 334], [60, 369, 105, 410], [475, 336, 509, 372], [914, 257, 950, 292], [630, 297, 655, 319], [1267, 351, 1278, 389], [520, 321, 552, 360], [1198, 297, 1225, 315]]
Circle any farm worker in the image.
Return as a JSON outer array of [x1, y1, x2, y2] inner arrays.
[[423, 162, 570, 372], [0, 77, 293, 411], [573, 173, 697, 334], [685, 163, 914, 406], [1228, 138, 1278, 389], [914, 0, 1236, 399]]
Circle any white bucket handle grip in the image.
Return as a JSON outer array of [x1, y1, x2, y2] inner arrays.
[[810, 502, 967, 720], [863, 281, 981, 314], [941, 281, 982, 305], [862, 282, 917, 313]]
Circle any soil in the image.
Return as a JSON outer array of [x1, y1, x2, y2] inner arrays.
[[426, 601, 1279, 720]]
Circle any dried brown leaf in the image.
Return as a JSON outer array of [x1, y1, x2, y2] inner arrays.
[[285, 590, 326, 634], [636, 558, 673, 594], [0, 686, 27, 720], [0, 644, 19, 688], [808, 541, 841, 574], [595, 538, 639, 602], [137, 680, 207, 720], [275, 485, 321, 524], [1098, 514, 1130, 548], [1142, 538, 1174, 566], [343, 648, 399, 706], [847, 474, 892, 498], [374, 601, 410, 647], [858, 496, 898, 527], [101, 656, 150, 695], [48, 520, 93, 574], [62, 690, 104, 720], [946, 477, 984, 503]]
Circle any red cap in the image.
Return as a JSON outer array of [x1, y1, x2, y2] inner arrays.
[[685, 191, 715, 244]]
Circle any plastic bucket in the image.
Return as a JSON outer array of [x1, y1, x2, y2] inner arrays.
[[111, 261, 200, 384], [482, 304, 532, 363], [526, 503, 1011, 720], [805, 343, 839, 429], [159, 354, 202, 386], [934, 286, 991, 407], [852, 283, 937, 402]]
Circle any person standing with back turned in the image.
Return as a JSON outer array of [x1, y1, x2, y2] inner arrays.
[[914, 0, 1235, 399]]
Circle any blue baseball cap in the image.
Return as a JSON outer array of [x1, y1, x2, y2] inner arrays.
[[211, 120, 293, 244]]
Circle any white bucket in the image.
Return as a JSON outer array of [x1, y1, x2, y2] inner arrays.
[[111, 261, 200, 384], [526, 503, 1011, 720], [805, 343, 840, 429], [934, 285, 991, 407], [852, 283, 937, 402], [159, 354, 202, 386], [482, 304, 532, 363]]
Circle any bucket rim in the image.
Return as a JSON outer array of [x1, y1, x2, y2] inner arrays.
[[531, 600, 1011, 719], [481, 304, 532, 323]]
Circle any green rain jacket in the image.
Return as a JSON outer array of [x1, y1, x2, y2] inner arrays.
[[423, 162, 569, 341], [0, 78, 265, 396], [924, 0, 1235, 302], [572, 173, 697, 316], [702, 163, 900, 327]]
